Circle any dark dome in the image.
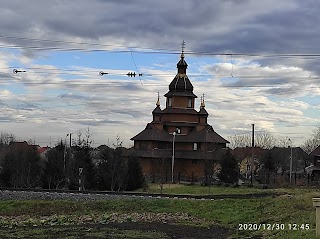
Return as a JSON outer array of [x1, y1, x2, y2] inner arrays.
[[177, 58, 188, 68], [169, 74, 193, 92], [152, 105, 162, 114], [164, 54, 197, 98]]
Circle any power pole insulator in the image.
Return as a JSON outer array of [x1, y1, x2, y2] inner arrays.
[[127, 72, 136, 77], [99, 71, 108, 76], [127, 72, 142, 77], [13, 69, 26, 74]]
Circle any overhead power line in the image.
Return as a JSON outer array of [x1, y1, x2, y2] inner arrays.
[[2, 34, 320, 59], [0, 34, 178, 53], [5, 67, 320, 84]]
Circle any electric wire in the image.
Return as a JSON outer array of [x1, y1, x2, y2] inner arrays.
[[0, 34, 319, 144], [3, 34, 320, 59]]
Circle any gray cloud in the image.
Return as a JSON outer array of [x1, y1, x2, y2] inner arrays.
[[0, 0, 319, 146], [0, 0, 319, 77]]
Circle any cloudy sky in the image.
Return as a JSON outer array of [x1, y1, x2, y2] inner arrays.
[[0, 0, 320, 147]]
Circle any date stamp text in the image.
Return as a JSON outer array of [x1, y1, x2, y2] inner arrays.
[[238, 223, 310, 231]]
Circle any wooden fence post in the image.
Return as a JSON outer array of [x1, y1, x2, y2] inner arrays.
[[313, 198, 320, 237]]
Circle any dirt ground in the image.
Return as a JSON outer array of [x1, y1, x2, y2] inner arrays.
[[0, 222, 231, 239], [108, 222, 231, 239]]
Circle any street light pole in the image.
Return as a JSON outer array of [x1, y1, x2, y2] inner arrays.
[[172, 131, 176, 183], [67, 133, 72, 148], [65, 133, 72, 187]]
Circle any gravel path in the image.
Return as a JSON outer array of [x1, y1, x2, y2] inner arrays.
[[0, 190, 142, 201]]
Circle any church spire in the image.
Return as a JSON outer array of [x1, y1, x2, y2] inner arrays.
[[156, 91, 160, 107], [200, 93, 205, 108], [165, 41, 197, 99], [177, 40, 188, 74]]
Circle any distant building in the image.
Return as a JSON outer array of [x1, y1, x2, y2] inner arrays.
[[7, 141, 50, 160], [233, 147, 266, 179], [269, 147, 309, 175], [307, 145, 320, 181], [37, 146, 51, 160], [129, 47, 229, 182]]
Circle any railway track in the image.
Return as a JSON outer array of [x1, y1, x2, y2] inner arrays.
[[0, 187, 283, 200]]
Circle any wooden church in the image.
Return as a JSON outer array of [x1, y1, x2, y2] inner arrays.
[[130, 44, 229, 182]]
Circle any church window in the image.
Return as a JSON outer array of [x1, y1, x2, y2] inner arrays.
[[193, 143, 197, 151], [188, 98, 192, 108], [168, 97, 172, 107]]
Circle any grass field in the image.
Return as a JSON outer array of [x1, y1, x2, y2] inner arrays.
[[0, 184, 319, 238], [139, 183, 285, 195]]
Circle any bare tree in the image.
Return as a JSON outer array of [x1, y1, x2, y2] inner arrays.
[[74, 127, 93, 148], [301, 126, 320, 154], [277, 136, 292, 148], [229, 131, 276, 149], [255, 132, 276, 149], [0, 132, 15, 145], [228, 134, 251, 149], [153, 158, 167, 194]]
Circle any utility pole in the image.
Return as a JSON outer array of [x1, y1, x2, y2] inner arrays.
[[251, 124, 255, 185], [289, 138, 293, 183], [68, 133, 72, 148], [64, 133, 72, 187]]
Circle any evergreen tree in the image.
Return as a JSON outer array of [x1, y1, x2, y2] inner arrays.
[[68, 128, 96, 190], [261, 151, 275, 184], [71, 144, 96, 190], [42, 141, 66, 189], [0, 142, 42, 188], [96, 146, 127, 191], [218, 149, 239, 184], [126, 154, 145, 191]]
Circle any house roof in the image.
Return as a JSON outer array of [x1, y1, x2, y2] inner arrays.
[[310, 145, 320, 156], [270, 146, 308, 156], [232, 147, 266, 160], [37, 146, 50, 154]]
